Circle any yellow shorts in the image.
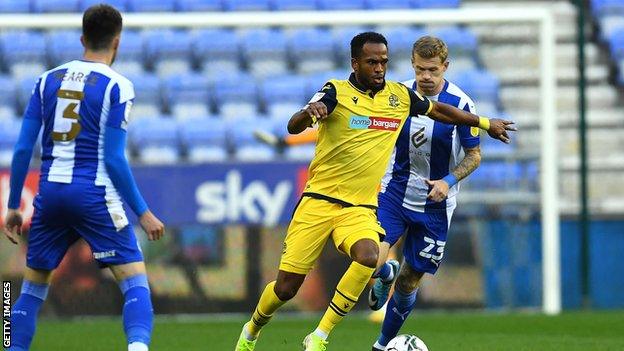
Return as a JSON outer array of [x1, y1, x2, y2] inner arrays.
[[279, 196, 384, 275]]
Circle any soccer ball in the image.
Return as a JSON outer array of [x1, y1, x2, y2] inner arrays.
[[385, 334, 429, 351]]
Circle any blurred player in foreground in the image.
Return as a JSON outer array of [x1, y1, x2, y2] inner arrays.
[[2, 5, 164, 351], [369, 36, 483, 351], [236, 32, 514, 351]]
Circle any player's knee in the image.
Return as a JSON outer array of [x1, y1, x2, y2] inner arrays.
[[273, 283, 298, 301], [395, 269, 421, 293], [351, 249, 378, 268]]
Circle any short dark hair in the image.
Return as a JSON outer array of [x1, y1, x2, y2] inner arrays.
[[82, 4, 122, 51], [350, 32, 388, 59]]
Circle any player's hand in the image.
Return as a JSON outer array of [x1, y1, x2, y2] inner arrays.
[[487, 118, 516, 144], [425, 179, 450, 203], [2, 209, 23, 245], [139, 210, 164, 241], [304, 102, 328, 122]]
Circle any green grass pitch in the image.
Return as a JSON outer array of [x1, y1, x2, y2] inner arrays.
[[30, 311, 624, 350]]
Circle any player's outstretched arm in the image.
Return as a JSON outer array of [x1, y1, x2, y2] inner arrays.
[[103, 126, 164, 241], [288, 102, 328, 134], [428, 102, 516, 143]]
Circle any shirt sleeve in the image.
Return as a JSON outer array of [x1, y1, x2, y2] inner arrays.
[[406, 86, 433, 116], [308, 81, 338, 115], [106, 81, 135, 130], [8, 77, 43, 209], [456, 100, 480, 149]]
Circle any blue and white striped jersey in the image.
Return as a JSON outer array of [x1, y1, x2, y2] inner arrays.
[[27, 60, 134, 186], [380, 79, 480, 212]]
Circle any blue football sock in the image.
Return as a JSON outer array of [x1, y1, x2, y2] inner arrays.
[[119, 274, 153, 346], [10, 280, 49, 351], [373, 262, 392, 282], [377, 287, 418, 346]]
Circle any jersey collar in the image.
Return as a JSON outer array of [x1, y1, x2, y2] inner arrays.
[[348, 72, 385, 98]]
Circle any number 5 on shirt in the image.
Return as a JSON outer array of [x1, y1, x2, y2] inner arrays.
[[52, 89, 84, 142]]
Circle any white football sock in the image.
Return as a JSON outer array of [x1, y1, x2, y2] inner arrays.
[[128, 342, 148, 351], [313, 328, 328, 340]]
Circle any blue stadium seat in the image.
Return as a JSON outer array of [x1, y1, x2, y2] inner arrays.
[[175, 0, 223, 11], [331, 26, 371, 64], [318, 0, 366, 10], [163, 73, 210, 112], [0, 118, 21, 166], [261, 74, 307, 116], [412, 0, 460, 8], [305, 69, 351, 97], [289, 28, 335, 73], [129, 74, 163, 118], [365, 0, 412, 9], [433, 26, 478, 57], [113, 30, 145, 76], [131, 116, 180, 164], [469, 161, 521, 189], [381, 26, 426, 71], [127, 0, 176, 12], [212, 72, 259, 117], [223, 0, 270, 11], [271, 0, 318, 10], [0, 75, 17, 109], [179, 116, 228, 162], [285, 144, 316, 161], [0, 31, 47, 66], [144, 29, 193, 75], [80, 0, 128, 11], [227, 116, 276, 161], [17, 76, 41, 113], [0, 0, 31, 13], [453, 69, 500, 105], [591, 0, 624, 17], [47, 30, 83, 66], [193, 29, 240, 75], [609, 28, 624, 59], [33, 0, 80, 13], [241, 29, 288, 77]]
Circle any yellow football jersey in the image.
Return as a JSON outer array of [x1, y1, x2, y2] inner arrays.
[[303, 73, 432, 207]]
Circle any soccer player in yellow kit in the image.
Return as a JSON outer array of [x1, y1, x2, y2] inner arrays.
[[236, 32, 514, 351]]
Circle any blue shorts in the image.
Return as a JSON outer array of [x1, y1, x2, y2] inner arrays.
[[377, 191, 455, 274], [26, 181, 143, 270]]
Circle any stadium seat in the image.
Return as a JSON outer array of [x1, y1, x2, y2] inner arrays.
[[17, 76, 40, 113], [284, 144, 316, 161], [365, 0, 412, 9], [179, 116, 228, 162], [432, 26, 478, 58], [47, 30, 83, 66], [591, 0, 624, 18], [175, 0, 223, 11], [80, 0, 128, 11], [289, 28, 335, 74], [33, 0, 80, 13], [127, 0, 176, 12], [412, 0, 460, 8], [317, 0, 366, 10], [598, 15, 624, 42], [162, 73, 210, 114], [212, 72, 259, 117], [144, 29, 193, 75], [0, 31, 47, 77], [453, 69, 500, 106], [260, 74, 307, 116], [241, 29, 288, 78], [131, 116, 180, 164], [0, 0, 31, 13], [380, 26, 427, 72], [304, 69, 351, 97], [271, 0, 318, 10], [113, 30, 145, 76], [126, 73, 162, 109], [227, 116, 276, 161], [331, 26, 371, 64], [223, 0, 271, 11], [0, 75, 17, 110], [609, 28, 624, 59], [0, 118, 21, 166], [193, 29, 240, 75]]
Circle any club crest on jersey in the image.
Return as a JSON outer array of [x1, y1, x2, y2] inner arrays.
[[349, 115, 400, 131], [388, 93, 400, 108]]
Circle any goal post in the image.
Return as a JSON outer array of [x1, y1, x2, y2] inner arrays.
[[0, 7, 560, 314]]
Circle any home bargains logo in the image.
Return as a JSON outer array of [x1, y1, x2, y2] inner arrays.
[[349, 115, 400, 131]]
